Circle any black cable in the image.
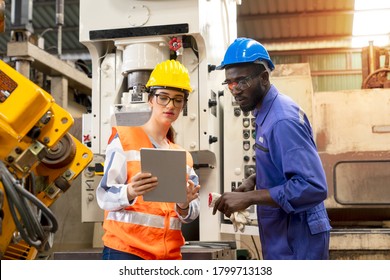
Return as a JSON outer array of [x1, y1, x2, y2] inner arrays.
[[0, 162, 58, 251], [15, 174, 58, 234], [0, 189, 4, 235], [15, 180, 58, 233], [1, 165, 41, 247], [251, 235, 261, 260]]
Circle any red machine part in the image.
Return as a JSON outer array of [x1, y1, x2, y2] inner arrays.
[[169, 37, 182, 52]]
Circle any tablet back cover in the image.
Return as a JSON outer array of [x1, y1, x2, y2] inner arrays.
[[140, 148, 187, 203]]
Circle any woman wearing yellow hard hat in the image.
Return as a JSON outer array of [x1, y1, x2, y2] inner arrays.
[[97, 60, 200, 260]]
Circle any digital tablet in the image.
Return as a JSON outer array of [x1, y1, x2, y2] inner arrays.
[[140, 148, 187, 203]]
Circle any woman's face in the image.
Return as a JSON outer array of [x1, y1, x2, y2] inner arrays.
[[149, 88, 186, 124]]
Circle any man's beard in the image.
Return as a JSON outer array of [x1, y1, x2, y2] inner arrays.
[[239, 90, 265, 112], [239, 102, 257, 112]]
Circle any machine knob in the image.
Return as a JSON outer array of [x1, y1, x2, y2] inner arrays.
[[243, 130, 250, 139], [247, 167, 255, 176], [87, 193, 94, 202], [84, 168, 94, 178], [234, 107, 241, 117], [26, 126, 41, 140], [208, 99, 217, 108], [208, 64, 216, 72], [209, 136, 218, 144], [102, 63, 111, 72]]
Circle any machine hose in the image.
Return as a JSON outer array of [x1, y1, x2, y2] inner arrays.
[[0, 162, 58, 251]]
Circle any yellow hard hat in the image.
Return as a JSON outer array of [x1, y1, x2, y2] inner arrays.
[[146, 60, 192, 93]]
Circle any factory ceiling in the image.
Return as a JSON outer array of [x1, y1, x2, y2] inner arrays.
[[0, 0, 388, 61]]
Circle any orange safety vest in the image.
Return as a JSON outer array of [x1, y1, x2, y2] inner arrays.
[[102, 126, 193, 260]]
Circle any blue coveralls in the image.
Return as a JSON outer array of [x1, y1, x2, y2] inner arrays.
[[254, 85, 331, 260]]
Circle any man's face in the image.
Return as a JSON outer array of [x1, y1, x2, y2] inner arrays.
[[224, 64, 268, 112]]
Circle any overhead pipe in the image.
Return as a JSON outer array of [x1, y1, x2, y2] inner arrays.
[[56, 0, 64, 56]]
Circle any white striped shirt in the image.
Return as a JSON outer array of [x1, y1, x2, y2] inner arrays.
[[96, 134, 200, 224]]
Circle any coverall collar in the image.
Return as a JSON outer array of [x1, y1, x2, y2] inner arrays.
[[253, 84, 279, 126]]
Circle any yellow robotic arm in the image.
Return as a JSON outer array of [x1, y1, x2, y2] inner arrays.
[[0, 60, 93, 259]]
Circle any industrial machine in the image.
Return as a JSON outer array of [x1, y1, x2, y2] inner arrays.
[[0, 0, 93, 260], [2, 0, 389, 260], [361, 41, 390, 89], [78, 0, 390, 259], [0, 60, 93, 259], [79, 0, 238, 243]]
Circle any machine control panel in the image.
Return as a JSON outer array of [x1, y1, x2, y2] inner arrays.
[[223, 96, 257, 219]]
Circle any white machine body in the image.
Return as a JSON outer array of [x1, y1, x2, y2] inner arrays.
[[79, 0, 237, 241]]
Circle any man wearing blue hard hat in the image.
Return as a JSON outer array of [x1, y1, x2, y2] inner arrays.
[[213, 37, 331, 260]]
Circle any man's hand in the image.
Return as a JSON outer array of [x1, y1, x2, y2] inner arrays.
[[212, 191, 252, 218], [234, 173, 256, 192]]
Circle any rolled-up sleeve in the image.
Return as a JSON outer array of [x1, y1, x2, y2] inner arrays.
[[268, 119, 328, 214], [96, 134, 134, 211], [175, 159, 201, 223]]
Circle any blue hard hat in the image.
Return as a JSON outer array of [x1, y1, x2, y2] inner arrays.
[[217, 37, 275, 71]]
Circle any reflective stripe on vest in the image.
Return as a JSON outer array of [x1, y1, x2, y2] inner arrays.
[[106, 210, 182, 230], [124, 150, 140, 161]]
